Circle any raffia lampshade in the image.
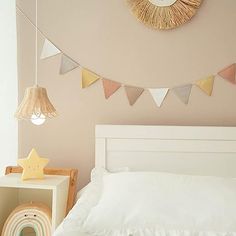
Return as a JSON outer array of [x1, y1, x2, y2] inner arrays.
[[15, 86, 57, 120]]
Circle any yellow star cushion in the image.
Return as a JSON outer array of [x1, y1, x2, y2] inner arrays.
[[18, 149, 49, 181]]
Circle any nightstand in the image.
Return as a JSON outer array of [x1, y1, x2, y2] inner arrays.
[[0, 167, 78, 235]]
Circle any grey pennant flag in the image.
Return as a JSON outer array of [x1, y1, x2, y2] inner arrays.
[[60, 54, 79, 74], [172, 84, 192, 105]]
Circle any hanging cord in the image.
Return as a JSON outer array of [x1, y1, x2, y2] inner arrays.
[[35, 0, 38, 86], [17, 5, 45, 42]]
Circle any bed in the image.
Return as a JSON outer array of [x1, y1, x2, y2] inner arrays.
[[54, 125, 236, 236]]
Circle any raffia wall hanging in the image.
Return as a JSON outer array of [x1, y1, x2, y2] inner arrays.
[[127, 0, 203, 30]]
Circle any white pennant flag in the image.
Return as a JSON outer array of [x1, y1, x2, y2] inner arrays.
[[149, 88, 169, 107], [40, 39, 61, 59]]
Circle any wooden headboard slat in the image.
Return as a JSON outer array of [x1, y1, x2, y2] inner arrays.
[[96, 125, 236, 177]]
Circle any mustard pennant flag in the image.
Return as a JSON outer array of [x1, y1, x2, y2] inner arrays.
[[149, 88, 169, 107], [60, 54, 79, 74], [124, 86, 144, 106], [195, 75, 215, 96], [218, 63, 236, 84], [82, 68, 100, 88], [102, 79, 121, 99], [40, 39, 61, 59], [172, 84, 192, 105]]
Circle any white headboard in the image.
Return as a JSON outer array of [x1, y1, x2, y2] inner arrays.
[[95, 125, 236, 177]]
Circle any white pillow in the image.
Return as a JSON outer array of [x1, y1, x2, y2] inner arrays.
[[83, 171, 236, 236], [76, 167, 129, 201], [54, 168, 128, 236]]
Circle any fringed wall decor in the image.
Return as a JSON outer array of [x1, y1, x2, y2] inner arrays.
[[126, 0, 203, 30]]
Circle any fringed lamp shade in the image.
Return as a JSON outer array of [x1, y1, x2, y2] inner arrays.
[[127, 0, 203, 30], [15, 86, 57, 120]]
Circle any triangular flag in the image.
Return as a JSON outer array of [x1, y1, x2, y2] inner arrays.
[[40, 39, 61, 59], [149, 88, 169, 107], [172, 84, 192, 105], [124, 86, 144, 106], [102, 79, 121, 99], [60, 54, 79, 74], [195, 75, 214, 96], [218, 63, 236, 84], [81, 68, 100, 88]]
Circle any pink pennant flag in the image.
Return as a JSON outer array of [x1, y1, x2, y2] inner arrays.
[[218, 63, 236, 84], [102, 79, 121, 99], [124, 86, 144, 106]]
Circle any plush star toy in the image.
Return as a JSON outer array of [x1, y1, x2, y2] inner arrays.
[[18, 149, 49, 181]]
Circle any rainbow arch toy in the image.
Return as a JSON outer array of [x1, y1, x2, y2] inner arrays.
[[1, 203, 51, 236]]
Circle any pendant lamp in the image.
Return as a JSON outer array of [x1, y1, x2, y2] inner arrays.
[[15, 0, 57, 125]]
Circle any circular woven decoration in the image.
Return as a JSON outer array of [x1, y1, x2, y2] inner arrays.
[[127, 0, 203, 30]]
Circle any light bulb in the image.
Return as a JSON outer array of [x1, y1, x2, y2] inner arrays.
[[31, 114, 46, 126]]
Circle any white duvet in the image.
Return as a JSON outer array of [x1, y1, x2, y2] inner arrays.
[[54, 169, 236, 236]]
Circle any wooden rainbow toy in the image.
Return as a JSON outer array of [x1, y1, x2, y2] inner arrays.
[[1, 202, 51, 236]]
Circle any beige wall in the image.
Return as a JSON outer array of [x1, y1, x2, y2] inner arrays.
[[17, 0, 236, 189]]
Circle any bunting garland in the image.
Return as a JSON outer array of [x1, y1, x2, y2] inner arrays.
[[40, 37, 236, 106], [40, 36, 236, 106], [17, 5, 236, 110], [39, 39, 235, 107]]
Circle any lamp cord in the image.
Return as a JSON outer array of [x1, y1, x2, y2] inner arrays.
[[35, 0, 38, 86]]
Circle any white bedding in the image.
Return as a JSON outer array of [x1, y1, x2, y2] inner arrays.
[[54, 169, 236, 236]]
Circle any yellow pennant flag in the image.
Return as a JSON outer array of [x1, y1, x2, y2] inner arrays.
[[81, 68, 100, 88], [195, 75, 215, 96]]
